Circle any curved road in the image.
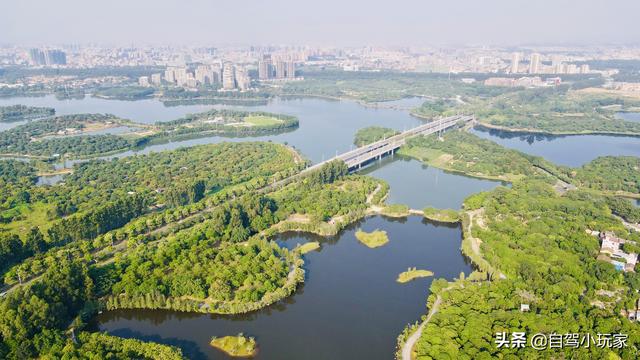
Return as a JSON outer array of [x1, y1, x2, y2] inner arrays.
[[401, 294, 443, 360]]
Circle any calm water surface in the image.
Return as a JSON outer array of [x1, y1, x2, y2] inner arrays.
[[471, 128, 640, 167], [92, 215, 471, 360], [0, 96, 424, 164], [360, 155, 506, 209], [617, 112, 640, 123]]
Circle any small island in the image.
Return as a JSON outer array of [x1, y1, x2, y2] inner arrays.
[[297, 241, 321, 254], [210, 335, 258, 358], [397, 267, 434, 283], [355, 229, 389, 248], [423, 207, 460, 223]]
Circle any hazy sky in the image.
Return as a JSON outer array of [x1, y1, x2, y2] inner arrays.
[[2, 0, 639, 46]]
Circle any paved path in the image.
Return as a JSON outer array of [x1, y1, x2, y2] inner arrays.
[[401, 294, 443, 360]]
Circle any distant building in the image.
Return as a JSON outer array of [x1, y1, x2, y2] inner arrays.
[[529, 53, 540, 74], [195, 65, 215, 85], [275, 61, 286, 79], [29, 48, 66, 66], [29, 48, 46, 66], [150, 73, 162, 86], [138, 76, 150, 87], [566, 64, 578, 74], [235, 67, 251, 90], [258, 55, 272, 80], [44, 50, 67, 65], [580, 64, 590, 74], [164, 67, 177, 84], [511, 52, 521, 74], [286, 61, 296, 79], [222, 62, 236, 90]]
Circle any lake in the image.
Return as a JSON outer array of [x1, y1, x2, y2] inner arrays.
[[471, 128, 640, 167], [360, 155, 507, 209], [92, 215, 471, 360]]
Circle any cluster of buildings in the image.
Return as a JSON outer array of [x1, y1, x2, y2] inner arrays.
[[258, 54, 297, 81], [484, 76, 562, 88], [28, 48, 67, 66], [598, 231, 638, 272], [139, 62, 251, 90], [509, 52, 590, 75]]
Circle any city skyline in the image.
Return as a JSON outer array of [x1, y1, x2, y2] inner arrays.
[[2, 0, 640, 46]]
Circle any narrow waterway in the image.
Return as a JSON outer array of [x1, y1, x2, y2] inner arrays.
[[92, 215, 471, 360]]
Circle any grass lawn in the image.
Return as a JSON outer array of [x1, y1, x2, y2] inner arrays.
[[397, 267, 434, 283], [243, 115, 283, 126], [210, 335, 257, 357], [0, 202, 55, 237], [355, 229, 389, 248]]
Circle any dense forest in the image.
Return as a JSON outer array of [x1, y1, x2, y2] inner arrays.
[[573, 156, 640, 194], [0, 105, 55, 122], [414, 180, 640, 359], [0, 113, 139, 157]]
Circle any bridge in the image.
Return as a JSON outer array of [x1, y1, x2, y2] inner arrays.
[[262, 114, 474, 192], [310, 114, 474, 172]]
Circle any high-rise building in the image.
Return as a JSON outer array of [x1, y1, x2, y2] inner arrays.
[[235, 67, 251, 91], [510, 53, 520, 74], [566, 64, 578, 74], [275, 61, 286, 79], [150, 73, 162, 86], [222, 62, 236, 90], [529, 53, 540, 74], [258, 55, 272, 80], [286, 61, 296, 79], [29, 48, 66, 66], [44, 50, 67, 65], [195, 65, 214, 85], [174, 67, 189, 86], [164, 67, 177, 84], [580, 64, 590, 74], [29, 49, 46, 66]]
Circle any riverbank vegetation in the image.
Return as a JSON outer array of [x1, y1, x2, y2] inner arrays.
[[210, 335, 257, 357], [412, 180, 640, 359], [354, 126, 399, 146], [92, 86, 155, 100], [355, 229, 389, 248], [397, 268, 434, 283], [399, 130, 560, 182], [0, 105, 55, 122], [0, 257, 185, 359]]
